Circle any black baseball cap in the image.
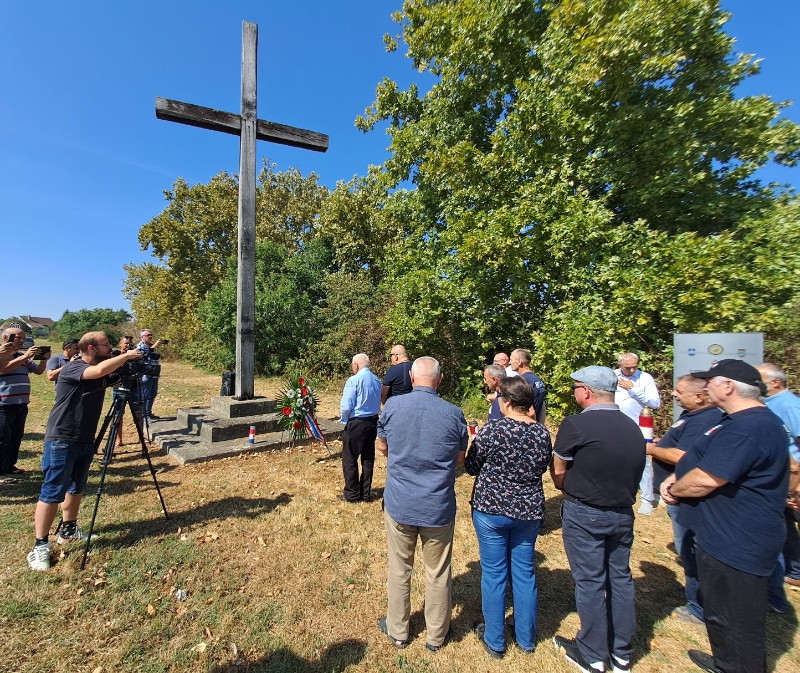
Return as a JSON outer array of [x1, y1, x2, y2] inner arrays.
[[690, 359, 766, 394]]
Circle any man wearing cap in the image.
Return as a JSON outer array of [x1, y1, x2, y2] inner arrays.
[[551, 366, 646, 673], [661, 359, 788, 673]]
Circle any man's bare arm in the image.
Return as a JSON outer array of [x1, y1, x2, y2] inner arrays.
[[550, 455, 568, 490], [646, 444, 685, 465], [670, 467, 728, 498], [376, 436, 388, 457]]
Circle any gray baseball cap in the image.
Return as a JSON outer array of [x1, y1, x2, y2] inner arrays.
[[571, 365, 618, 393]]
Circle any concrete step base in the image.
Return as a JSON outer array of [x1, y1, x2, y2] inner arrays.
[[146, 415, 343, 465]]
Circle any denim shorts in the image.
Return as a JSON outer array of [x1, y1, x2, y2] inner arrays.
[[39, 440, 95, 503]]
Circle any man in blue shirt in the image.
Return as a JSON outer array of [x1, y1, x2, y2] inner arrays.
[[377, 356, 467, 652], [757, 363, 800, 590], [339, 353, 381, 503], [662, 359, 788, 673]]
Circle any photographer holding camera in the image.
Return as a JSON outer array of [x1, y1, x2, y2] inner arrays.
[[136, 329, 166, 421], [1, 327, 47, 477], [26, 331, 142, 571]]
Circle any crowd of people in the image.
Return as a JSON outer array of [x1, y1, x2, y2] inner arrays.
[[0, 326, 165, 570], [5, 327, 798, 672], [339, 345, 799, 673]]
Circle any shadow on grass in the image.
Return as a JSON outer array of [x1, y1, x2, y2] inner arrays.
[[633, 560, 684, 662], [398, 548, 576, 651], [90, 492, 294, 547], [209, 639, 367, 673], [766, 606, 798, 672]]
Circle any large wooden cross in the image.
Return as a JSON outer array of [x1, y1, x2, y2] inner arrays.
[[155, 21, 328, 400]]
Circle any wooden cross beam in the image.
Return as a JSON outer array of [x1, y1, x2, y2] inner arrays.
[[155, 21, 328, 400]]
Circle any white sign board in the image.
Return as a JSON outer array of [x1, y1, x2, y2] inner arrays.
[[672, 332, 763, 419]]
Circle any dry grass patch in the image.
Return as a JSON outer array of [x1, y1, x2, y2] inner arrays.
[[0, 360, 798, 672]]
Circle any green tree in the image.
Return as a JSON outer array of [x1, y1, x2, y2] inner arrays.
[[356, 0, 800, 417], [54, 308, 131, 344], [124, 162, 329, 352], [195, 239, 334, 374]]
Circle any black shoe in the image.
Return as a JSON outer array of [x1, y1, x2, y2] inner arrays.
[[378, 616, 408, 649], [475, 623, 503, 659], [337, 495, 359, 503], [688, 650, 719, 673], [425, 630, 450, 653], [553, 636, 604, 673]]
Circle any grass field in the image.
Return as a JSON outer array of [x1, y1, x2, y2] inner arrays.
[[1, 355, 798, 672]]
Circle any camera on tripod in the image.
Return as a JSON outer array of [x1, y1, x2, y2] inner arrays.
[[112, 346, 161, 379]]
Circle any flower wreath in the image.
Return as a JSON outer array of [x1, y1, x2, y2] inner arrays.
[[274, 375, 320, 441]]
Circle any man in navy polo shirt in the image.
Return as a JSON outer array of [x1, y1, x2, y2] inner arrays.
[[647, 375, 722, 625], [381, 344, 413, 404], [376, 356, 467, 652], [661, 359, 788, 673]]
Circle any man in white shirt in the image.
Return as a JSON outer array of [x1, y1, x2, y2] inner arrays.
[[614, 352, 660, 515]]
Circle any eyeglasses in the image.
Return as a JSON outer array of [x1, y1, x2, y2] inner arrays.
[[571, 384, 588, 391]]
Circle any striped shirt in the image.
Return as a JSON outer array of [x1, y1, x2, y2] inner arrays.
[[0, 357, 38, 405]]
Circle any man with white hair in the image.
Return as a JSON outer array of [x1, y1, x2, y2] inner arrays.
[[756, 362, 800, 592], [661, 359, 788, 673], [339, 353, 381, 503], [614, 352, 660, 514], [376, 356, 467, 652]]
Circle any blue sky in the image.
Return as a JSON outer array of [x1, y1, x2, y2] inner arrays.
[[1, 1, 797, 322]]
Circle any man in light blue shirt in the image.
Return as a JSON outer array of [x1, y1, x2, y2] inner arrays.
[[339, 353, 382, 502], [757, 362, 800, 589]]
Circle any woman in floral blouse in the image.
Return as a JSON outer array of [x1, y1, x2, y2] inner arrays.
[[465, 376, 553, 658]]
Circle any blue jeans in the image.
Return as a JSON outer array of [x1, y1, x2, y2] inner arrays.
[[783, 507, 800, 580], [39, 440, 95, 503], [667, 503, 704, 621], [472, 509, 540, 652], [140, 377, 158, 417], [561, 499, 636, 665]]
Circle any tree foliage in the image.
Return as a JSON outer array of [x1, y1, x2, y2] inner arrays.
[[124, 162, 328, 352], [353, 0, 800, 417], [54, 308, 131, 344], [194, 239, 334, 375]]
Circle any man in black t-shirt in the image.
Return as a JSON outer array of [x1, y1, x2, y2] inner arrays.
[[661, 359, 788, 673], [550, 365, 645, 673], [26, 332, 142, 571], [381, 345, 413, 404]]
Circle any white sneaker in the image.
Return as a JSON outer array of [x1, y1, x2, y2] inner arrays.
[[637, 500, 653, 515], [27, 543, 51, 571], [57, 526, 97, 544]]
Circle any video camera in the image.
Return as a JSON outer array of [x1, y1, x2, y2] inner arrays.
[[111, 345, 161, 379]]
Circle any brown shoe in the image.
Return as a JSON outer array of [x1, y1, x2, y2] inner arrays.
[[786, 577, 800, 590]]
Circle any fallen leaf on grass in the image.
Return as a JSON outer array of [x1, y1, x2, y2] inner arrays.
[[321, 551, 331, 559], [192, 642, 208, 654], [94, 578, 106, 587], [257, 536, 266, 547], [640, 537, 652, 545], [146, 604, 156, 616]]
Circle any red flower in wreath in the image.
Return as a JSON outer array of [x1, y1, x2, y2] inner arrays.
[[292, 421, 302, 429], [300, 386, 308, 396], [298, 377, 306, 386], [281, 406, 292, 416]]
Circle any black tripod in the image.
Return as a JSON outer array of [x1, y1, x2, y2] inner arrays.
[[79, 377, 169, 569]]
